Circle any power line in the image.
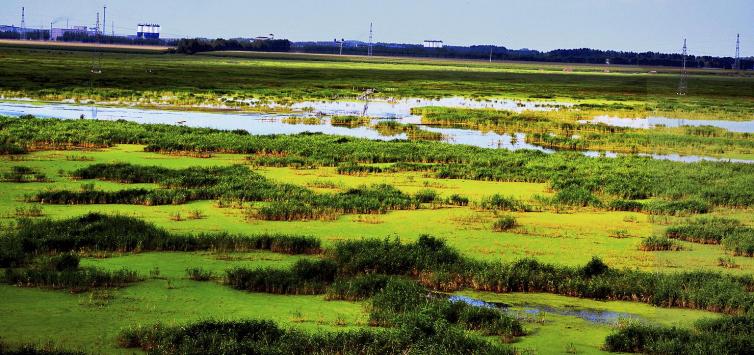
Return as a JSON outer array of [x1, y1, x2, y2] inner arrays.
[[677, 38, 688, 96]]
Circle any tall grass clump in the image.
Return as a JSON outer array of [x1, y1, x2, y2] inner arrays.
[[225, 259, 337, 295], [492, 215, 517, 232], [479, 194, 531, 212], [604, 315, 754, 354], [369, 278, 525, 337], [665, 217, 754, 256], [639, 235, 683, 251], [117, 317, 514, 355], [0, 213, 321, 267], [4, 267, 142, 293]]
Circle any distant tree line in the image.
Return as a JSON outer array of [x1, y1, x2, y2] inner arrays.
[[59, 32, 172, 46], [294, 43, 753, 69], [175, 38, 292, 54], [0, 30, 49, 40]]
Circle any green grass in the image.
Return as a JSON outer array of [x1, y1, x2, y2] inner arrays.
[[2, 145, 752, 353], [3, 145, 754, 273]]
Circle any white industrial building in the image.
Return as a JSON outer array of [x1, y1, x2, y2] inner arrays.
[[423, 40, 444, 48]]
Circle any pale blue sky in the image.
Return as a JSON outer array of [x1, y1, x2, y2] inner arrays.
[[1, 0, 752, 56]]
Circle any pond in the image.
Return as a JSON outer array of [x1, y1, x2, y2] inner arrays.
[[0, 100, 751, 164], [447, 295, 639, 325]]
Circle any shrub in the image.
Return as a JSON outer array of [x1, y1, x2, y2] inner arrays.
[[414, 189, 439, 203], [492, 215, 517, 232], [581, 257, 609, 277], [446, 194, 469, 206]]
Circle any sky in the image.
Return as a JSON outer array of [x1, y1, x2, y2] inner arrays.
[[1, 0, 752, 57]]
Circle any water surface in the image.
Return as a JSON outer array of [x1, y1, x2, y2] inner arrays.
[[0, 100, 750, 164]]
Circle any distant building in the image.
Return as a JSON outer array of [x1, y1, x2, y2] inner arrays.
[[423, 40, 444, 48], [137, 24, 160, 39], [254, 34, 275, 41], [50, 26, 88, 41]]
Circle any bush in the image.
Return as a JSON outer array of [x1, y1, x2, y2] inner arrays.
[[446, 194, 469, 206], [640, 235, 683, 251], [492, 215, 517, 231]]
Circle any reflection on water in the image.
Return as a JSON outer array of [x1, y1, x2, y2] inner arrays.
[[448, 295, 639, 325], [586, 116, 754, 134], [0, 101, 751, 164]]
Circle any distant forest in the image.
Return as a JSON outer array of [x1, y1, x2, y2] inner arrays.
[[175, 38, 292, 54], [1, 30, 749, 69], [295, 42, 753, 69]]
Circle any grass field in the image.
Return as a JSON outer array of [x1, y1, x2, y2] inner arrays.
[[1, 43, 754, 354]]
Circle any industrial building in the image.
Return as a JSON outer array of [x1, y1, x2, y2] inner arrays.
[[50, 26, 90, 41], [423, 40, 444, 48], [137, 24, 160, 39]]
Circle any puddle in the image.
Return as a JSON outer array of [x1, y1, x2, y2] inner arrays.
[[0, 101, 751, 164], [448, 295, 639, 325], [585, 116, 754, 133]]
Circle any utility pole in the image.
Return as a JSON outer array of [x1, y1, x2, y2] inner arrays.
[[20, 7, 25, 40], [103, 5, 106, 37], [734, 34, 741, 70], [489, 47, 493, 63], [368, 22, 373, 56], [677, 38, 688, 96]]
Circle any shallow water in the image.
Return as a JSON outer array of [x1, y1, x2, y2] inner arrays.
[[0, 101, 751, 164], [586, 116, 754, 133], [290, 97, 570, 119], [448, 295, 639, 325]]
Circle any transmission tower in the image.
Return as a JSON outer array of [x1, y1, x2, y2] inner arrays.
[[20, 7, 25, 40], [368, 22, 373, 56], [735, 34, 741, 70], [677, 38, 688, 96], [96, 12, 100, 36]]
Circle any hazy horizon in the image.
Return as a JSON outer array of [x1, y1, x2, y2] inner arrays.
[[1, 0, 752, 57]]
